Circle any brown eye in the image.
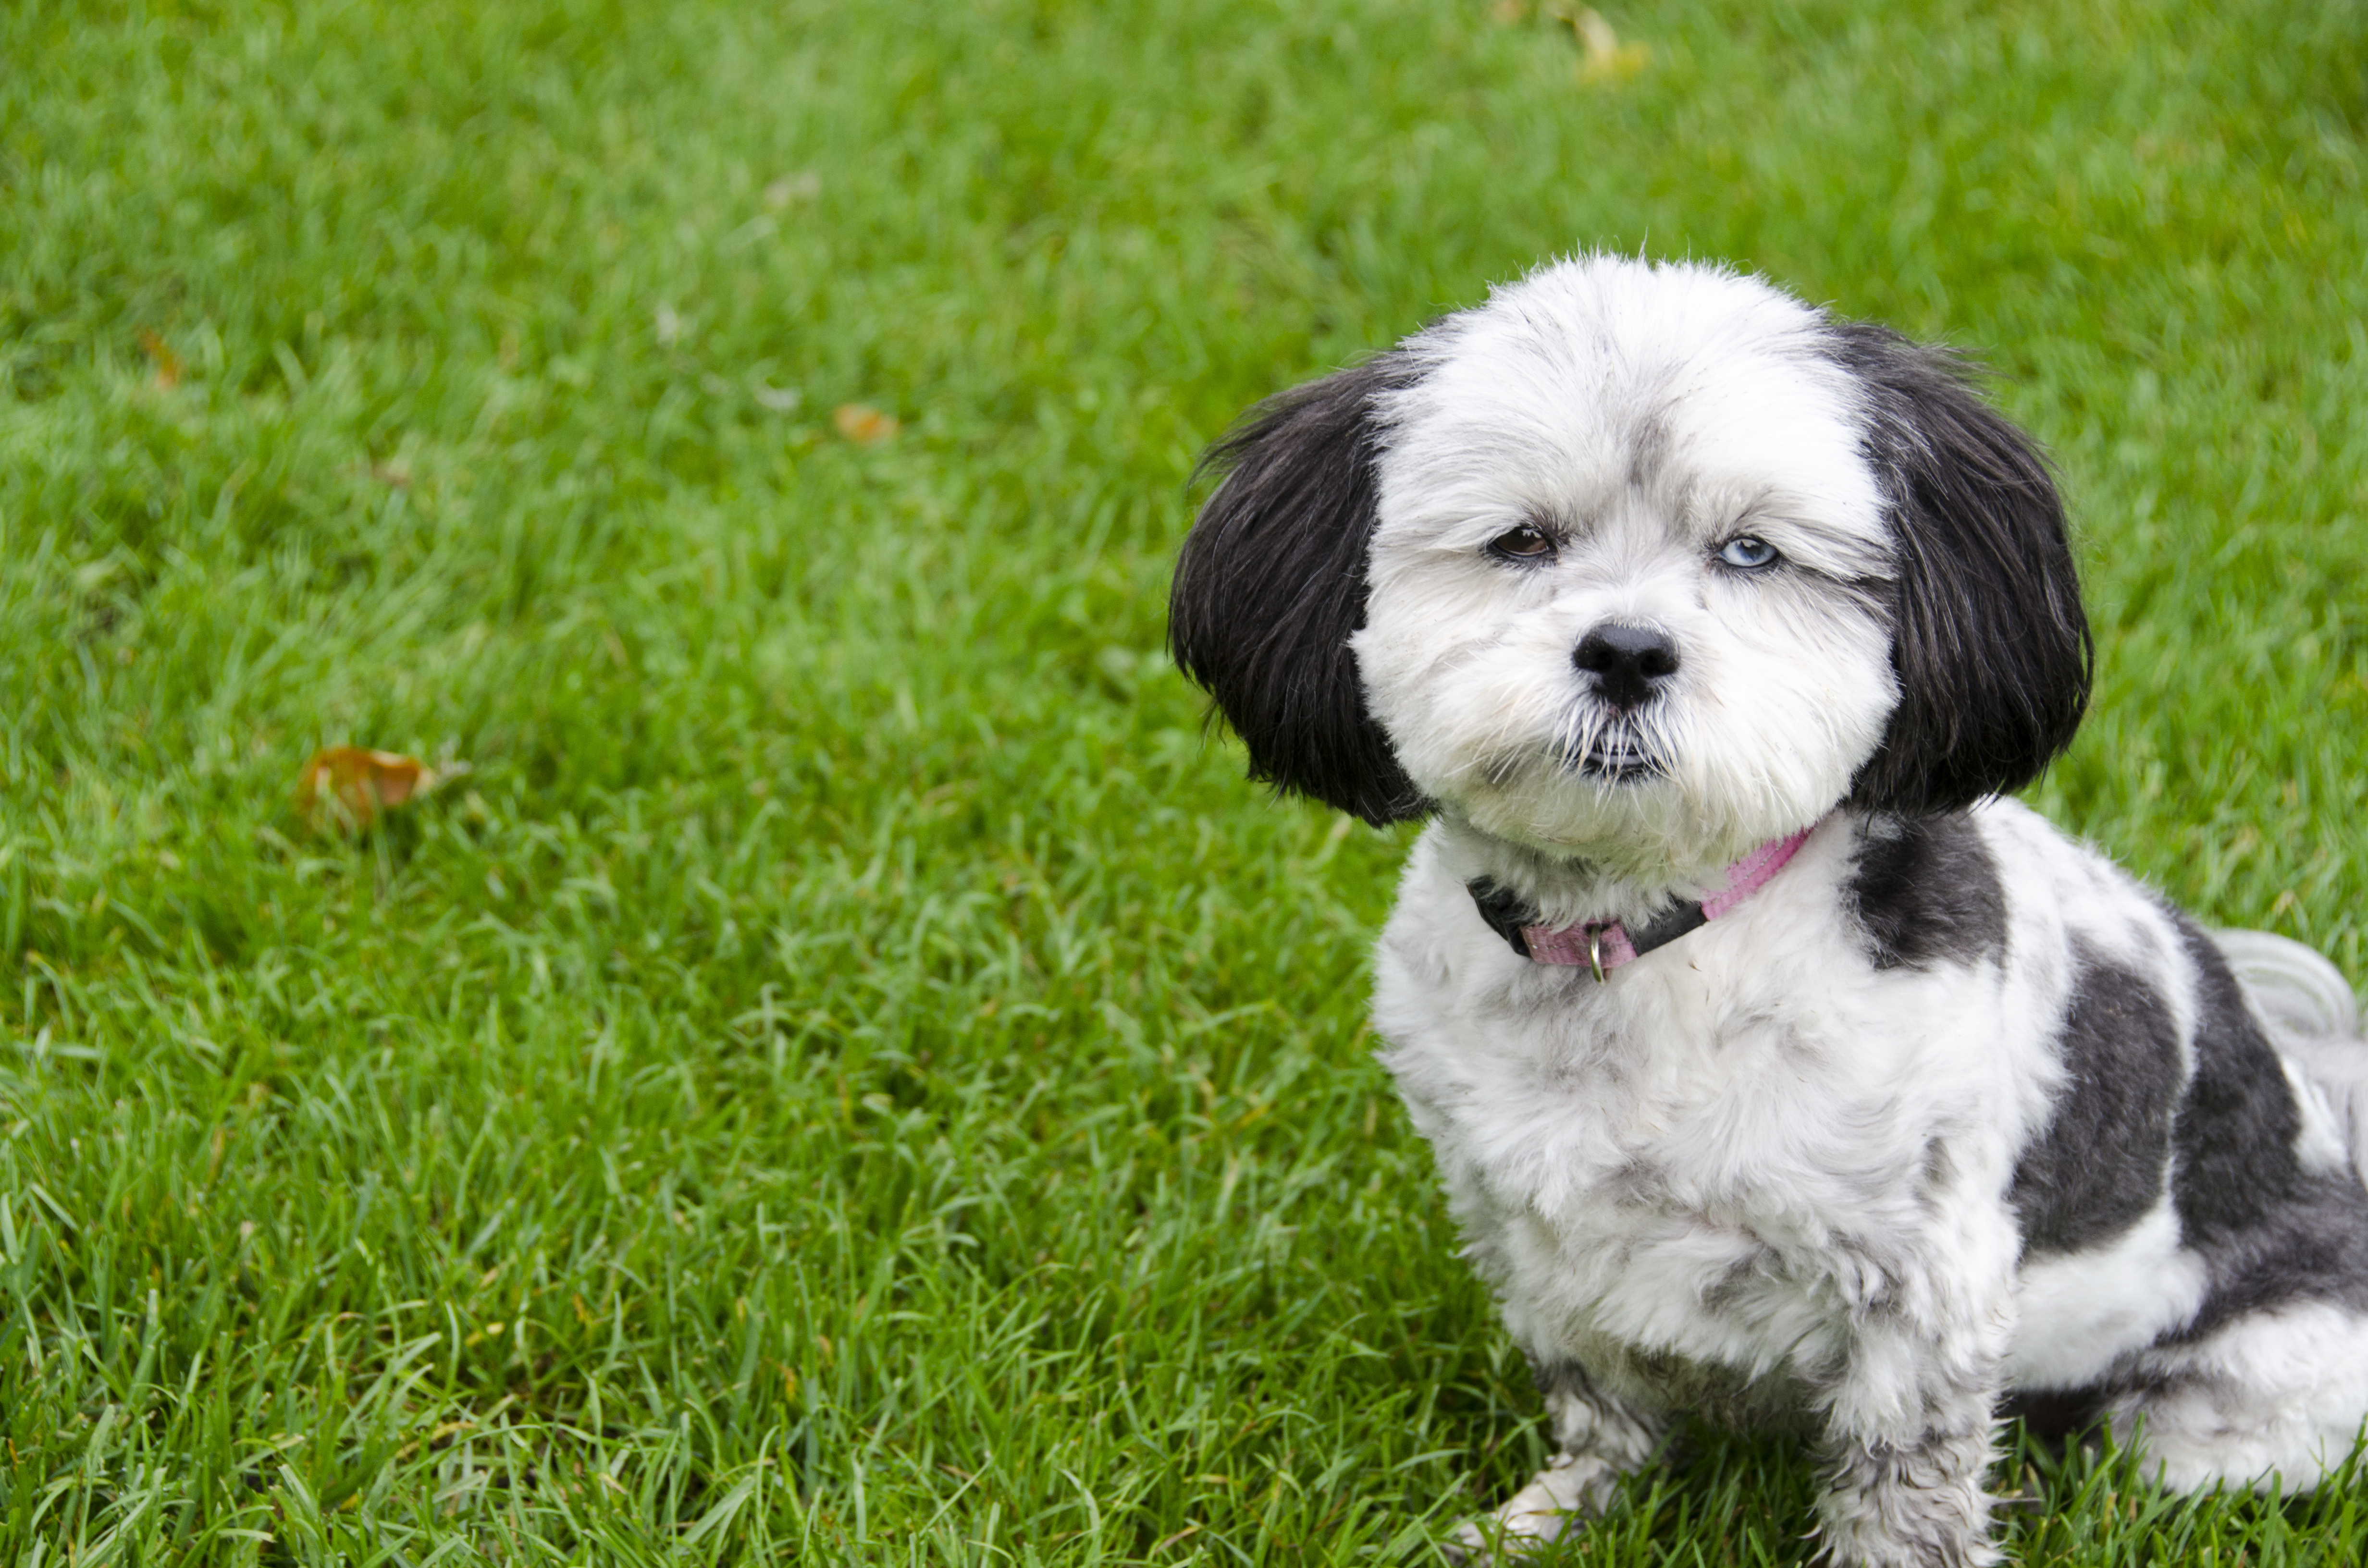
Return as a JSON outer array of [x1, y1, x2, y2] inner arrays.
[[1487, 525, 1556, 563]]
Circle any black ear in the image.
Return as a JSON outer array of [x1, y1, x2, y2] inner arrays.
[[1825, 322, 2094, 814], [1168, 355, 1428, 826]]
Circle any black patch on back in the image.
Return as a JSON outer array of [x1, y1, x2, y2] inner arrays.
[[2165, 915, 2368, 1339], [1844, 812, 2007, 971], [2008, 941, 2181, 1256]]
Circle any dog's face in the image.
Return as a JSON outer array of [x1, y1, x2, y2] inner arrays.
[[1172, 257, 2091, 868], [1356, 268, 1898, 867]]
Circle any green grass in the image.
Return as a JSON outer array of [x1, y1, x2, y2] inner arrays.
[[2, 0, 2365, 1560]]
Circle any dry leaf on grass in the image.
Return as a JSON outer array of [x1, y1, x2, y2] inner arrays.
[[1549, 2, 1651, 82], [297, 747, 444, 833], [139, 330, 184, 389], [834, 403, 899, 443]]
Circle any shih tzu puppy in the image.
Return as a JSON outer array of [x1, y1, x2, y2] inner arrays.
[[1168, 255, 2368, 1566]]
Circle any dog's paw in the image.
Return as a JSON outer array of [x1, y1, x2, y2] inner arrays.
[[1441, 1513, 1549, 1566], [1814, 1460, 2000, 1568], [1442, 1453, 1623, 1562]]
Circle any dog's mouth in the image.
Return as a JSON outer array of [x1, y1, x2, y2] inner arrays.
[[1567, 732, 1662, 782]]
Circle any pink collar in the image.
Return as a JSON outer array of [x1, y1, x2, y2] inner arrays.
[[1466, 822, 1821, 982]]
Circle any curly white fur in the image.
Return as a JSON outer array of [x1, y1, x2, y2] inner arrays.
[[1172, 255, 2368, 1566]]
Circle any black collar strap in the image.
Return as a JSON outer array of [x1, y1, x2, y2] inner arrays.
[[1466, 879, 1707, 964], [1461, 821, 1820, 980]]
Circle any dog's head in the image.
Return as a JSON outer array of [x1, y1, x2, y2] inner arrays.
[[1171, 256, 2090, 870]]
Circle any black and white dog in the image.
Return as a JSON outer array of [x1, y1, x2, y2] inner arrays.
[[1169, 255, 2368, 1566]]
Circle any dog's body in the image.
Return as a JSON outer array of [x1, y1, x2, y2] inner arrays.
[[1383, 802, 2368, 1561], [1170, 256, 2368, 1565]]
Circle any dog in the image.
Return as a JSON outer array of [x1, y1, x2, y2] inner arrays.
[[1168, 254, 2368, 1566]]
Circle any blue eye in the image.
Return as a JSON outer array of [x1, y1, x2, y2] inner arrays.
[[1717, 536, 1779, 570]]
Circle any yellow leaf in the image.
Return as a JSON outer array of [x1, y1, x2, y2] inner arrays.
[[833, 403, 900, 443], [296, 747, 438, 833], [139, 330, 183, 390], [1549, 3, 1652, 83]]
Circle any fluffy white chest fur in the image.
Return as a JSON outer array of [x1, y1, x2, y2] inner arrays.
[[1380, 814, 2023, 1404], [1380, 806, 2365, 1429], [1168, 255, 2368, 1567]]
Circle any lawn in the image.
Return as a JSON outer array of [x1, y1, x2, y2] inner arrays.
[[3, 0, 2366, 1561]]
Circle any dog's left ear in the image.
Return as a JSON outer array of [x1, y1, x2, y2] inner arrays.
[[1827, 322, 2094, 814], [1169, 354, 1427, 826]]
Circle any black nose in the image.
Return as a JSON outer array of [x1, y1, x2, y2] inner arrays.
[[1573, 623, 1680, 710]]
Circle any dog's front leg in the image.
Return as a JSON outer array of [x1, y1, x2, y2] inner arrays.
[[1812, 1297, 2010, 1568], [1448, 1360, 1664, 1561]]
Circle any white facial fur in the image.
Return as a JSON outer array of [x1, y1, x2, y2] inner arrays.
[[1353, 257, 1899, 875]]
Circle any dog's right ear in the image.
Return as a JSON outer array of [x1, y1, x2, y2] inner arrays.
[[1169, 355, 1427, 826]]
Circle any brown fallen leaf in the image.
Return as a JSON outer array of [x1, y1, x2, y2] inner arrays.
[[139, 330, 184, 390], [297, 747, 438, 833], [833, 403, 899, 443], [1562, 3, 1651, 83]]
